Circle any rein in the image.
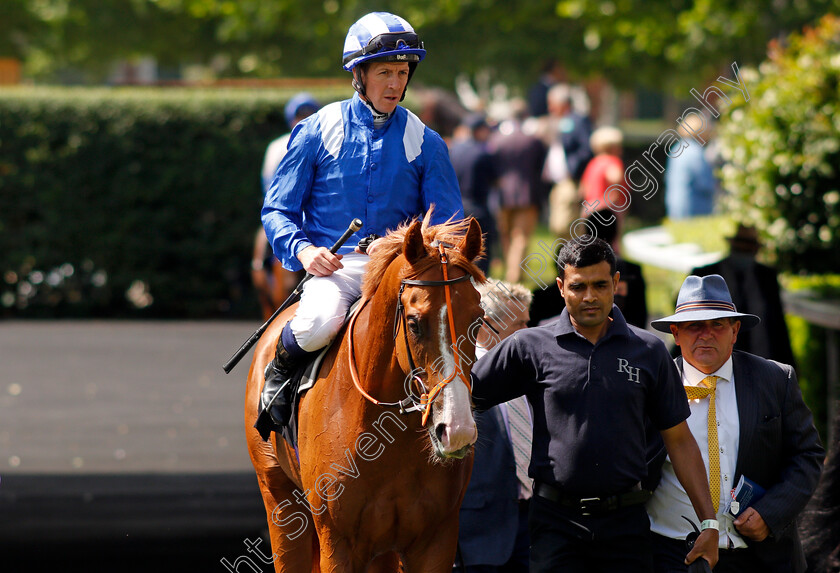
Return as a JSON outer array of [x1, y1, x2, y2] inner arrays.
[[347, 242, 473, 426]]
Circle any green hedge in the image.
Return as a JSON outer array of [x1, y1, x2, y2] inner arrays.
[[783, 274, 840, 442], [718, 14, 840, 275], [0, 86, 351, 318]]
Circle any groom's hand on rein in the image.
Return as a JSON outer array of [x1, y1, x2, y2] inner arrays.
[[298, 245, 343, 277]]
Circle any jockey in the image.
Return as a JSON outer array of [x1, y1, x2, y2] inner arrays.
[[260, 11, 464, 424]]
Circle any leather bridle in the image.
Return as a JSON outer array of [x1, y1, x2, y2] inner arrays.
[[347, 241, 473, 426]]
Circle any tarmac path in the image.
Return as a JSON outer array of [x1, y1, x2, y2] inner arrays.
[[0, 320, 272, 571]]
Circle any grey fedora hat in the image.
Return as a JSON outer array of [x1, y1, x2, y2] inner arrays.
[[650, 274, 761, 333]]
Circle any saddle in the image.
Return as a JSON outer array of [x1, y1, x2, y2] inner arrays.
[[254, 299, 362, 447]]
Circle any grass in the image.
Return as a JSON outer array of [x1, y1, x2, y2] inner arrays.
[[662, 215, 736, 257], [638, 215, 736, 320]]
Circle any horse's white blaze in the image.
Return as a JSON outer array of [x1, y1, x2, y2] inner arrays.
[[436, 305, 477, 452], [437, 305, 456, 379]]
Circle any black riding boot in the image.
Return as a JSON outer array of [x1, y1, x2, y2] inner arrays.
[[254, 326, 305, 440]]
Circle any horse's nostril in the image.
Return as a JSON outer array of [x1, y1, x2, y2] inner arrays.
[[435, 423, 446, 443]]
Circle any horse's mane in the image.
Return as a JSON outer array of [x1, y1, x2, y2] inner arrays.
[[361, 212, 485, 300]]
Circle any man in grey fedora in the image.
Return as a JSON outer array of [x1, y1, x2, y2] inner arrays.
[[646, 274, 823, 573]]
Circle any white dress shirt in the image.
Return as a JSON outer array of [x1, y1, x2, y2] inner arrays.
[[647, 356, 747, 548]]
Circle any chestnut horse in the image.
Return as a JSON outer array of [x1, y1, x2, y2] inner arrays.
[[244, 215, 485, 572]]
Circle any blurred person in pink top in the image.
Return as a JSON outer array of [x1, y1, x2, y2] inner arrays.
[[579, 126, 625, 225]]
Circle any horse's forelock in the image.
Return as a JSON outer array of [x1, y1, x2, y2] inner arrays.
[[360, 214, 485, 300], [403, 251, 484, 284]]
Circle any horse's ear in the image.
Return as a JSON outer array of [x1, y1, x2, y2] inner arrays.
[[403, 220, 427, 265], [459, 217, 483, 262]]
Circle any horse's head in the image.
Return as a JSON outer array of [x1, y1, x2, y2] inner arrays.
[[390, 217, 485, 460]]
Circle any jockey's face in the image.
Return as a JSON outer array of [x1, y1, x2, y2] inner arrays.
[[361, 62, 409, 114]]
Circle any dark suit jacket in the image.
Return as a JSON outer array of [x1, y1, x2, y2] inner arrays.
[[650, 351, 823, 572], [559, 112, 593, 181], [457, 406, 520, 567], [692, 257, 795, 367]]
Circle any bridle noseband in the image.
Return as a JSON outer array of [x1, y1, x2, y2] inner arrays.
[[347, 242, 473, 426]]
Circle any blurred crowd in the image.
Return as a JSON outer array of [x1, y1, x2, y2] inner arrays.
[[445, 58, 726, 287]]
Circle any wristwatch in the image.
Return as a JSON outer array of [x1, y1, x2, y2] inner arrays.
[[700, 519, 720, 532]]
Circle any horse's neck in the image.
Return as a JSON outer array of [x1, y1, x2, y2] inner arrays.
[[351, 291, 404, 401]]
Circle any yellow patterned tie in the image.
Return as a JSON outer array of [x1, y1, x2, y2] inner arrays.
[[684, 375, 720, 513]]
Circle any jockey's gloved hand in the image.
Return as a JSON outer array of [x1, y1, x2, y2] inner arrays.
[[356, 234, 381, 254]]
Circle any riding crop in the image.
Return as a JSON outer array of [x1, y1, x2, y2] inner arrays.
[[223, 218, 363, 374]]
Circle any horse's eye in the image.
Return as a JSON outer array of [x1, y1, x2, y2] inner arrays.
[[407, 316, 422, 336]]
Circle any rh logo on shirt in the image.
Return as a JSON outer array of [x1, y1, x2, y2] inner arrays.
[[617, 358, 641, 383]]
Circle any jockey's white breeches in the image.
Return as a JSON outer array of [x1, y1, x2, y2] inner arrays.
[[289, 253, 369, 352]]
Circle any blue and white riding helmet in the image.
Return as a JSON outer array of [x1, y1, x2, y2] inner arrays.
[[342, 12, 426, 101]]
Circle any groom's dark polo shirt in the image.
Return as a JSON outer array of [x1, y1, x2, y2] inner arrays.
[[471, 305, 689, 497]]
